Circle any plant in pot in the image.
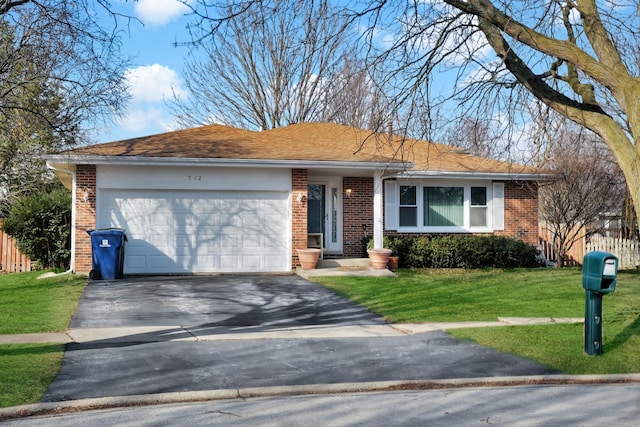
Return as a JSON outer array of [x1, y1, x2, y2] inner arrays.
[[366, 238, 392, 269], [388, 252, 400, 270], [296, 248, 321, 269]]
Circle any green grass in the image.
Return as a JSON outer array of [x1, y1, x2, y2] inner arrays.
[[0, 271, 87, 334], [0, 344, 65, 407], [314, 268, 587, 322], [0, 271, 86, 408], [314, 268, 640, 374]]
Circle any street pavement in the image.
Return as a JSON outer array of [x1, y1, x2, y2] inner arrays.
[[0, 275, 638, 425], [3, 384, 640, 426]]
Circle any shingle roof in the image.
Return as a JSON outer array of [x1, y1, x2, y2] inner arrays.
[[54, 122, 543, 175]]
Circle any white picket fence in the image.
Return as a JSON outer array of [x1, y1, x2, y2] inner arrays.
[[586, 235, 640, 269]]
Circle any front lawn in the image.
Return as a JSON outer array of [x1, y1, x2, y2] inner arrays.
[[314, 268, 587, 322], [0, 271, 86, 334], [0, 271, 86, 408], [314, 268, 640, 374], [0, 344, 65, 408]]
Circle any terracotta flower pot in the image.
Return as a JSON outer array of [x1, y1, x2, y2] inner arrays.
[[297, 248, 321, 270], [368, 248, 392, 269], [388, 256, 399, 270]]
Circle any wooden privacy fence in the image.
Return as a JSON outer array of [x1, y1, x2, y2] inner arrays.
[[0, 225, 32, 273], [586, 235, 640, 270], [538, 223, 640, 269], [538, 224, 585, 267]]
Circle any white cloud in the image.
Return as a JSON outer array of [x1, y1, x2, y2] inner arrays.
[[134, 0, 192, 26], [119, 107, 167, 133], [124, 64, 187, 103], [114, 64, 188, 139]]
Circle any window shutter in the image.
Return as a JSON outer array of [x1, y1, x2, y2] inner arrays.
[[493, 182, 505, 230], [384, 180, 398, 230]]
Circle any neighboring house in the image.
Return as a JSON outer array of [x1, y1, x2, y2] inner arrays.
[[45, 122, 546, 275]]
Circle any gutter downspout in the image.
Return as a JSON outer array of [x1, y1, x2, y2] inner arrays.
[[46, 164, 76, 273]]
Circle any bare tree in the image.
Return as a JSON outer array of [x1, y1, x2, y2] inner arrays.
[[317, 54, 390, 130], [182, 1, 640, 232], [538, 125, 626, 267], [444, 116, 499, 157], [0, 1, 131, 212], [346, 0, 640, 231], [1, 1, 130, 135], [172, 0, 360, 130]]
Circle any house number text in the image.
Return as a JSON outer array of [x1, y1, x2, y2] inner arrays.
[[187, 175, 202, 181]]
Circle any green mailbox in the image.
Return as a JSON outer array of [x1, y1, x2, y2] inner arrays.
[[582, 251, 618, 294], [582, 251, 618, 356]]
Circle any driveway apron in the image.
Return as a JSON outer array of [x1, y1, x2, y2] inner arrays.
[[43, 276, 558, 401]]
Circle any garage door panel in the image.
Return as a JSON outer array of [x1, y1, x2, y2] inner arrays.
[[242, 255, 261, 269], [126, 255, 146, 271], [219, 255, 239, 269], [242, 234, 262, 248], [99, 189, 289, 273]]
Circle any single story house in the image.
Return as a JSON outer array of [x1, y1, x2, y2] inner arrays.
[[45, 122, 546, 275]]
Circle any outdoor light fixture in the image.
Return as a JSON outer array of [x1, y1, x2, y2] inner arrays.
[[82, 189, 90, 203], [345, 188, 353, 198]]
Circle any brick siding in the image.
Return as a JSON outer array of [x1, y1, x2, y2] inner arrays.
[[74, 164, 97, 274], [291, 169, 308, 267], [494, 181, 539, 246], [342, 177, 374, 257]]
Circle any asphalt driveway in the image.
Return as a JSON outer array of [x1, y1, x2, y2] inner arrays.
[[68, 275, 385, 329], [43, 275, 559, 402]]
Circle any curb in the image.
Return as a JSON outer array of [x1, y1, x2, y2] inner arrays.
[[2, 374, 640, 421]]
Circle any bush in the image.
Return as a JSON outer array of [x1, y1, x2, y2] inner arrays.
[[366, 235, 538, 269], [2, 186, 71, 269]]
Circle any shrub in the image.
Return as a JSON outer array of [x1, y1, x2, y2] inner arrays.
[[365, 235, 538, 269], [1, 186, 71, 269]]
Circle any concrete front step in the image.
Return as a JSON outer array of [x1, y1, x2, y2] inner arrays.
[[317, 258, 371, 268]]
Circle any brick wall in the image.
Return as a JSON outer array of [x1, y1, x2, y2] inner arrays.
[[343, 177, 374, 257], [495, 181, 539, 246], [291, 169, 308, 267], [75, 164, 97, 274]]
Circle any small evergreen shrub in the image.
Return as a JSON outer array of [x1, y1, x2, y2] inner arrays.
[[2, 186, 71, 269], [366, 235, 538, 269]]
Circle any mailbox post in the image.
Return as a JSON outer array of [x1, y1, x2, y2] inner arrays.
[[582, 251, 618, 356]]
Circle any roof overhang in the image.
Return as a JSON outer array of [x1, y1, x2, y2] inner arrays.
[[388, 170, 553, 181], [44, 154, 413, 174]]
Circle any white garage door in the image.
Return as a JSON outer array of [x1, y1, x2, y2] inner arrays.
[[98, 189, 290, 274]]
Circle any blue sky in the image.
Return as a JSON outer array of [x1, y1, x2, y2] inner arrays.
[[97, 1, 491, 145], [95, 0, 195, 143]]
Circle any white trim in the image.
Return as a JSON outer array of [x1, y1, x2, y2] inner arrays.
[[70, 171, 77, 272], [492, 182, 505, 230], [388, 178, 499, 234], [373, 172, 384, 249], [46, 155, 411, 172], [384, 180, 398, 230], [390, 170, 549, 181]]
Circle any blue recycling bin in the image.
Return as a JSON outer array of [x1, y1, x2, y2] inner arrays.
[[87, 229, 126, 280]]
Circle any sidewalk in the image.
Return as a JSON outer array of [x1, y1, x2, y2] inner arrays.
[[6, 317, 640, 424], [0, 317, 584, 344]]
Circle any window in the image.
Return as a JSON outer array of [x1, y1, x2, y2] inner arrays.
[[331, 187, 338, 243], [399, 186, 417, 226], [470, 187, 488, 227], [424, 187, 464, 226], [387, 181, 495, 231]]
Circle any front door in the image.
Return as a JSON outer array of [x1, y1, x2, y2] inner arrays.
[[308, 179, 342, 253]]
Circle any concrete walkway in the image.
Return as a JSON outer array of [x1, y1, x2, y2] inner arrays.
[[0, 317, 584, 345]]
